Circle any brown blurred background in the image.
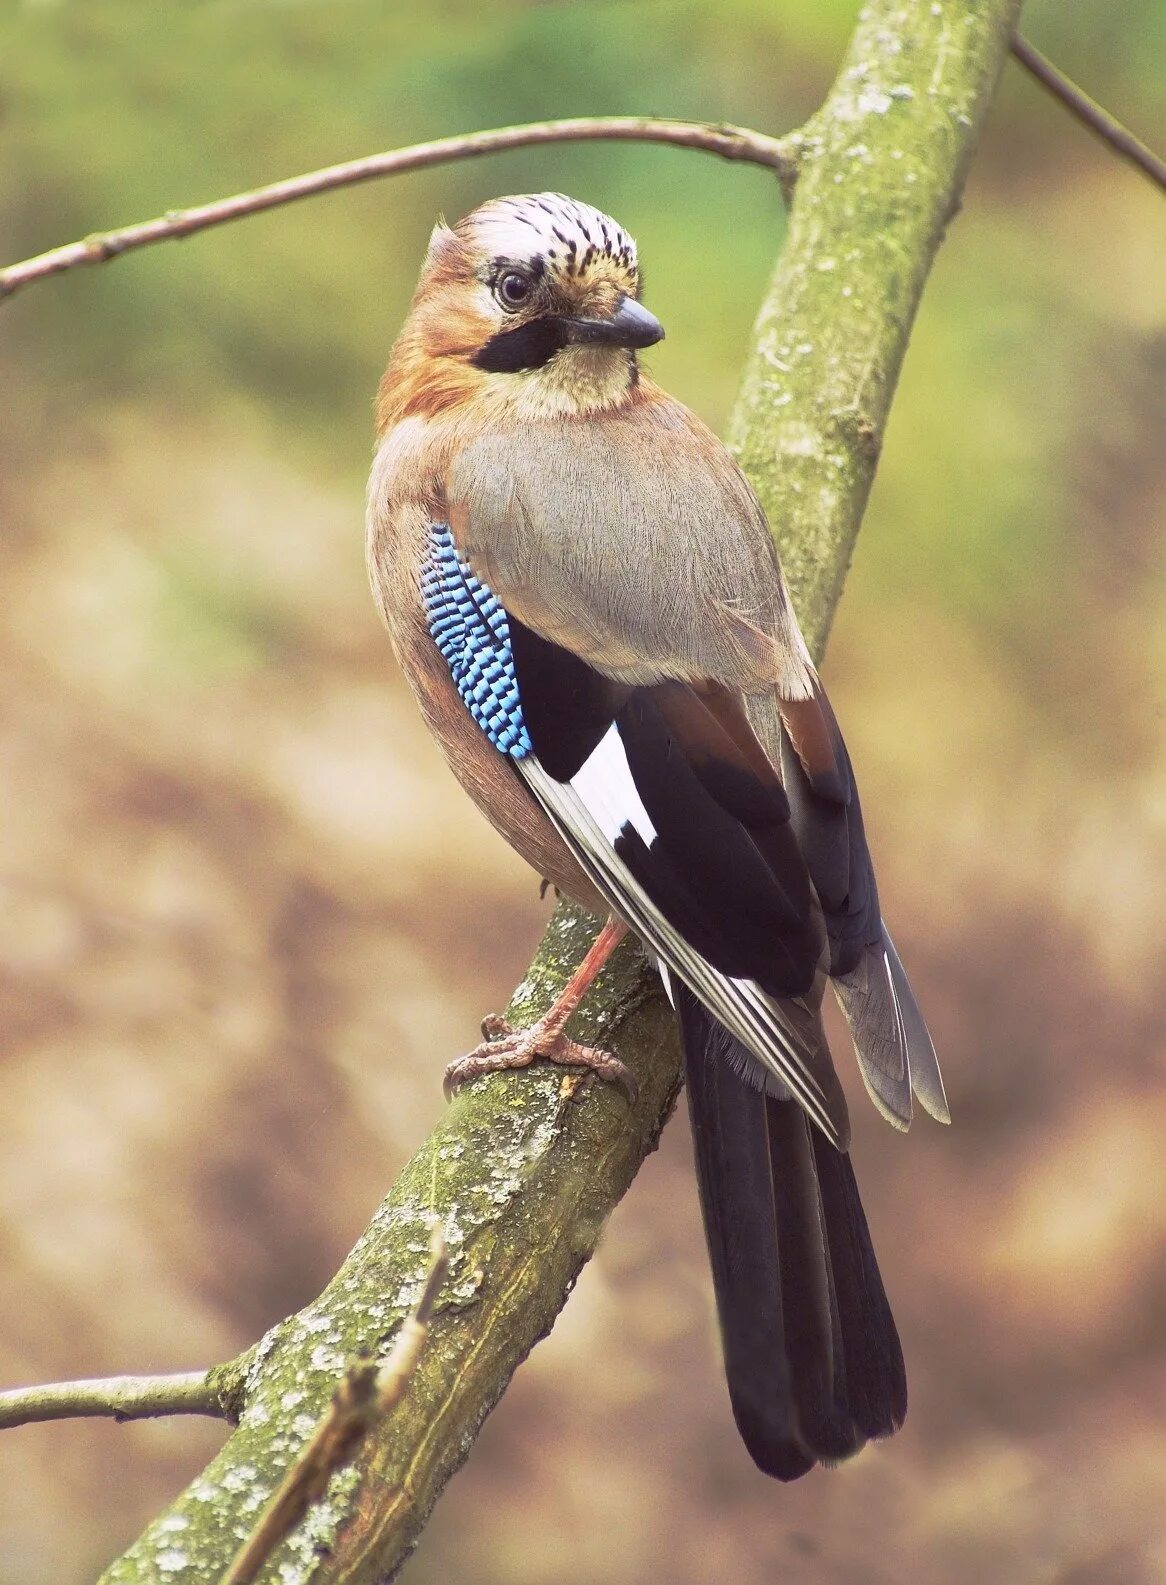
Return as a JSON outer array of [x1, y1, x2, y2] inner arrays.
[[1, 3, 1164, 1581]]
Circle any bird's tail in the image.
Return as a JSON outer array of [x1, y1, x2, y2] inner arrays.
[[675, 981, 907, 1478]]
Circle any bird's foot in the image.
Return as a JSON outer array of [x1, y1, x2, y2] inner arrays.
[[443, 1013, 637, 1103]]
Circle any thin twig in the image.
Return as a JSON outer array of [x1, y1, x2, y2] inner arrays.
[[0, 1370, 226, 1430], [222, 1225, 449, 1585], [1011, 32, 1166, 192], [0, 117, 797, 302]]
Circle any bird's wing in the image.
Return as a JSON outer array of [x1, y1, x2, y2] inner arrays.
[[768, 685, 949, 1127], [435, 391, 942, 1139], [695, 677, 938, 1128], [420, 500, 849, 1146]]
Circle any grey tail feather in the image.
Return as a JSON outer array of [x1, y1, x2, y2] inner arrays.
[[834, 945, 914, 1130], [835, 932, 950, 1130], [676, 982, 907, 1479], [883, 927, 950, 1124]]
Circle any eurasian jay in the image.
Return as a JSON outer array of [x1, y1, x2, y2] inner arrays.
[[366, 193, 949, 1479]]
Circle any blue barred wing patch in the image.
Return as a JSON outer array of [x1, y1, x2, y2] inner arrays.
[[421, 522, 532, 760]]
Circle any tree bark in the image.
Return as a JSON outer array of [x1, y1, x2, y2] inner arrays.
[[729, 0, 1022, 653], [101, 1, 1021, 1579]]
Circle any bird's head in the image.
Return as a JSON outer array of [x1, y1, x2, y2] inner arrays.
[[378, 193, 664, 430]]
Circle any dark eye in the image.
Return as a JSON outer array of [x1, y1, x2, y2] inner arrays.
[[496, 271, 533, 310]]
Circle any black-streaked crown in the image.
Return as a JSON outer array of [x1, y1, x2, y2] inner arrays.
[[461, 193, 638, 287]]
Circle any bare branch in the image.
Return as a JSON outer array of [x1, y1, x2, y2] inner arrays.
[[1011, 32, 1166, 193], [223, 1227, 449, 1585], [0, 117, 797, 302], [0, 1370, 231, 1431]]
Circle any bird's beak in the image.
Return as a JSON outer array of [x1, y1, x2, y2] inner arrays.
[[562, 296, 665, 350]]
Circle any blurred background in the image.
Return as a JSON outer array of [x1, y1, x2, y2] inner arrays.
[[1, 2, 1163, 1581]]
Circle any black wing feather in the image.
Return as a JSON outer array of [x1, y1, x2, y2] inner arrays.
[[508, 614, 630, 780], [615, 692, 821, 998], [778, 689, 879, 977]]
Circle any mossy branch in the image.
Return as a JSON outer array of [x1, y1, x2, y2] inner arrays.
[[95, 1, 1020, 1579], [0, 1371, 229, 1430]]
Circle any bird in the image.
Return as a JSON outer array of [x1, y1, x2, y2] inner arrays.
[[366, 192, 949, 1480]]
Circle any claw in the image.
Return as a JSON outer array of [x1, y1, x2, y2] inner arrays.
[[443, 1018, 637, 1105]]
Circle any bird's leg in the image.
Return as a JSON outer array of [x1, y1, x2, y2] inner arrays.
[[443, 918, 635, 1101]]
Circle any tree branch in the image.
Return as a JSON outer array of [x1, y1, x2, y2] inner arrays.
[[729, 0, 1022, 654], [92, 2, 1023, 1578], [222, 1227, 449, 1585], [1010, 33, 1166, 193], [0, 1370, 234, 1430], [101, 911, 677, 1584], [0, 117, 797, 302]]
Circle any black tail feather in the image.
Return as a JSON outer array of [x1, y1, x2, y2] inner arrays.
[[677, 982, 906, 1478], [808, 1124, 907, 1439]]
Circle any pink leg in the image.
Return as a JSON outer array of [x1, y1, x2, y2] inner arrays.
[[444, 919, 635, 1101]]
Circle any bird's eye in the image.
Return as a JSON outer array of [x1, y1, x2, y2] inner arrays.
[[496, 271, 533, 310]]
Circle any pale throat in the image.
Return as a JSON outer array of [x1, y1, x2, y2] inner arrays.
[[483, 343, 636, 421]]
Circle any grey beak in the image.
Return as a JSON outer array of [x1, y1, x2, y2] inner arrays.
[[563, 296, 665, 350]]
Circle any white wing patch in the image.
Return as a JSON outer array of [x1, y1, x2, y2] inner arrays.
[[570, 724, 656, 845]]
